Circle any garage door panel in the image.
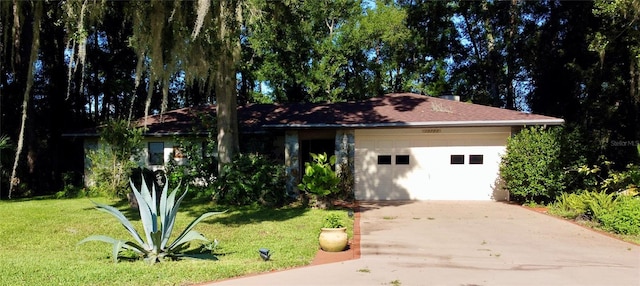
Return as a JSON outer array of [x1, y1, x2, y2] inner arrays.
[[355, 128, 510, 201]]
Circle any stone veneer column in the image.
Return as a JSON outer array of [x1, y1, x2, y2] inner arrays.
[[284, 131, 300, 197], [335, 129, 355, 182]]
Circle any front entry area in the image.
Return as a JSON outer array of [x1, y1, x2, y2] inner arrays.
[[354, 127, 511, 201]]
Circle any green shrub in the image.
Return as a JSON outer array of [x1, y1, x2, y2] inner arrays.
[[165, 137, 218, 193], [597, 196, 640, 235], [79, 174, 223, 264], [214, 153, 287, 207], [549, 191, 617, 220], [583, 191, 617, 218], [322, 213, 345, 228], [558, 127, 599, 193], [165, 112, 218, 197], [86, 120, 144, 198], [569, 161, 640, 196], [86, 147, 139, 197], [298, 153, 340, 199], [55, 172, 86, 198], [603, 164, 640, 195], [549, 192, 588, 219], [549, 191, 640, 235], [500, 126, 565, 203]]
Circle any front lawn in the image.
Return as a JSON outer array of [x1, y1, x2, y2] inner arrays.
[[0, 197, 352, 285]]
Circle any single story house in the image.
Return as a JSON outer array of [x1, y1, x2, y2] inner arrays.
[[66, 93, 564, 201]]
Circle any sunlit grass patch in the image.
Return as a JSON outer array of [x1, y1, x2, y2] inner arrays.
[[0, 197, 353, 285]]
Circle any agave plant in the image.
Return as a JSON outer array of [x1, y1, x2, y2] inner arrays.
[[79, 175, 223, 264]]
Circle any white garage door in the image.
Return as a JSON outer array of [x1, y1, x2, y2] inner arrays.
[[354, 127, 511, 201]]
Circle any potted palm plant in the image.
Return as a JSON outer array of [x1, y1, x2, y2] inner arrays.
[[318, 213, 348, 252]]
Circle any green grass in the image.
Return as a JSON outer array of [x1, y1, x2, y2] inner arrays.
[[0, 197, 353, 285]]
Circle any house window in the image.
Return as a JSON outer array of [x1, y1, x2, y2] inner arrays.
[[377, 155, 392, 165], [450, 155, 465, 165], [396, 155, 410, 165], [148, 142, 164, 165], [469, 155, 484, 165]]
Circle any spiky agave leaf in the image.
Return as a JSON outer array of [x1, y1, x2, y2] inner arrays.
[[78, 235, 146, 263], [81, 173, 222, 264], [160, 182, 181, 250], [168, 211, 223, 251], [90, 202, 146, 247], [129, 178, 158, 250]]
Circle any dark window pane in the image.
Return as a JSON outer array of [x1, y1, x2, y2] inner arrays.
[[469, 155, 484, 165], [450, 155, 464, 165], [396, 155, 410, 165], [149, 142, 164, 165], [378, 155, 392, 165]]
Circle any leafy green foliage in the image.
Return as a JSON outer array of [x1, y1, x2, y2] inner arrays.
[[598, 196, 640, 235], [167, 139, 218, 186], [322, 212, 345, 228], [550, 191, 640, 235], [86, 120, 144, 198], [86, 147, 139, 198], [549, 192, 589, 219], [79, 175, 223, 264], [165, 112, 218, 195], [298, 153, 340, 198], [571, 161, 640, 195], [165, 139, 218, 200], [602, 164, 640, 195], [54, 172, 88, 198], [214, 153, 287, 207], [0, 135, 10, 150], [550, 191, 617, 220], [500, 127, 565, 203]]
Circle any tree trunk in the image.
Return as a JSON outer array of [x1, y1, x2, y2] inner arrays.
[[631, 54, 640, 104], [482, 1, 499, 105], [9, 1, 42, 198], [215, 0, 240, 174], [505, 0, 518, 110]]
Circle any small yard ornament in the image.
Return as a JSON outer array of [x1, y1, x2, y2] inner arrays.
[[259, 248, 272, 261]]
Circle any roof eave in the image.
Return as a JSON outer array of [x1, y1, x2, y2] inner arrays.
[[143, 131, 211, 137], [262, 119, 565, 129], [60, 133, 100, 137]]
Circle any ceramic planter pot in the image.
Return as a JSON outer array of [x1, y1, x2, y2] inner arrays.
[[319, 227, 348, 252]]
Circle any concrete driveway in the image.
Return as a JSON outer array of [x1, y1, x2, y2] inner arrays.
[[211, 201, 640, 285]]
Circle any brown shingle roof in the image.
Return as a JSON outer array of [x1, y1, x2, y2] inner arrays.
[[67, 93, 562, 136], [254, 93, 563, 128]]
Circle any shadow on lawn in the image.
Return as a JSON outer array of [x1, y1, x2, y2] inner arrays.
[[89, 197, 311, 227], [80, 198, 142, 221], [203, 205, 311, 226]]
